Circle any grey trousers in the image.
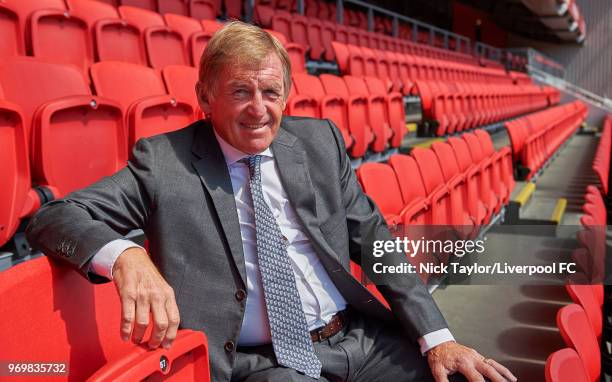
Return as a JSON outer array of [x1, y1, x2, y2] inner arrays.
[[231, 310, 469, 382]]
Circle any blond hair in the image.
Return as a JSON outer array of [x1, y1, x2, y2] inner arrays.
[[198, 21, 292, 100]]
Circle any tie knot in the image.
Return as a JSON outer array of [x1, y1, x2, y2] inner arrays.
[[241, 155, 262, 181]]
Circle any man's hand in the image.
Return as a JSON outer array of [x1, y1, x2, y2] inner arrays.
[[427, 341, 517, 382], [112, 247, 180, 350]]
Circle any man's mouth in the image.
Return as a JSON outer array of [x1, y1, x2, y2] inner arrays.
[[241, 123, 268, 130]]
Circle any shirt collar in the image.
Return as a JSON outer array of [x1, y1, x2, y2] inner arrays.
[[213, 129, 274, 166]]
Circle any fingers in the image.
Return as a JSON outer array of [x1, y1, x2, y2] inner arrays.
[[458, 366, 485, 382], [132, 291, 151, 344], [147, 292, 169, 349], [162, 293, 181, 349], [430, 366, 450, 382], [120, 288, 136, 341], [485, 359, 517, 382], [473, 360, 505, 382]]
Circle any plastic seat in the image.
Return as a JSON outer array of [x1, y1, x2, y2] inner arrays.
[[91, 61, 195, 148], [0, 0, 66, 60], [387, 154, 431, 226], [0, 57, 126, 197], [163, 13, 212, 66], [292, 73, 355, 153], [0, 101, 43, 247], [30, 0, 115, 74], [190, 0, 220, 20], [556, 304, 600, 382], [285, 81, 318, 118], [119, 6, 189, 68], [94, 12, 146, 65], [342, 75, 392, 152], [120, 0, 157, 10], [545, 348, 590, 382], [462, 133, 500, 215], [356, 163, 408, 227], [162, 65, 199, 109], [363, 76, 406, 148], [565, 284, 603, 340], [158, 0, 189, 15], [290, 14, 310, 56], [410, 147, 452, 226], [321, 21, 336, 61], [316, 73, 372, 156], [473, 130, 512, 205], [224, 0, 242, 18], [306, 18, 325, 61], [431, 141, 476, 237], [264, 29, 305, 73], [447, 136, 488, 225], [0, 256, 211, 381]]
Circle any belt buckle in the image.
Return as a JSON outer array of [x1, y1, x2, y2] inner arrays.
[[312, 326, 325, 343]]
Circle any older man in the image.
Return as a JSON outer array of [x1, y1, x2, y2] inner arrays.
[[26, 22, 515, 382]]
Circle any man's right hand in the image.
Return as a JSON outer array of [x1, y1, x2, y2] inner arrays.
[[112, 247, 180, 350]]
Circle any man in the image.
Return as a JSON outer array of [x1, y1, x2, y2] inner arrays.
[[26, 22, 516, 382]]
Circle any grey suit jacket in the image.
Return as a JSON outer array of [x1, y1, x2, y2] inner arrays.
[[26, 117, 448, 382]]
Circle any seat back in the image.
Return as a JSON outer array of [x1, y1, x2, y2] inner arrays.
[[119, 6, 188, 68], [410, 147, 446, 195], [91, 61, 167, 111], [0, 257, 211, 381], [431, 141, 461, 181], [556, 304, 600, 382], [356, 163, 404, 219], [387, 154, 427, 207], [447, 136, 475, 173], [565, 284, 603, 339], [0, 56, 90, 135], [545, 348, 590, 382], [162, 65, 199, 109]]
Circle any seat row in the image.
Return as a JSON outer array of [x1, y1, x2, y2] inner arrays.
[[0, 255, 212, 381], [0, 0, 229, 71], [0, 58, 201, 247], [289, 73, 406, 158], [505, 101, 588, 180], [355, 130, 514, 235], [593, 116, 611, 195], [94, 0, 226, 20], [574, 185, 608, 285]]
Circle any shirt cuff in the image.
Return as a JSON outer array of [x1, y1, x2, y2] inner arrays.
[[418, 328, 455, 355], [88, 239, 144, 280]]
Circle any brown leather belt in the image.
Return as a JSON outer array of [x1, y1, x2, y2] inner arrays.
[[310, 311, 347, 342]]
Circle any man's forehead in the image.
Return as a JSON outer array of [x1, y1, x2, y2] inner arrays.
[[222, 54, 283, 80]]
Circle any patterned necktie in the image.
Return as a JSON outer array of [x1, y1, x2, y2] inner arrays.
[[243, 155, 322, 379]]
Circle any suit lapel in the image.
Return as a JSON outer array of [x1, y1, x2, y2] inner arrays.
[[191, 123, 247, 287], [271, 127, 318, 227]]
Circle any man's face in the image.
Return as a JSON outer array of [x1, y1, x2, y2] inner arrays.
[[197, 53, 286, 154]]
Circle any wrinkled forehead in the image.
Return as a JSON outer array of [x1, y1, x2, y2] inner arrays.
[[218, 54, 285, 86]]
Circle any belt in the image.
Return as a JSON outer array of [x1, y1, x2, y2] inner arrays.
[[310, 311, 347, 342]]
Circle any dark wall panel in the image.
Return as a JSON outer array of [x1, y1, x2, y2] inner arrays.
[[507, 0, 612, 100]]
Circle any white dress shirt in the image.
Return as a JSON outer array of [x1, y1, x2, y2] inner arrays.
[[90, 131, 454, 353]]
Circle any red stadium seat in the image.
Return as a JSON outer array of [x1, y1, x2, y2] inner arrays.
[[0, 57, 126, 197], [342, 75, 393, 152], [0, 0, 66, 60], [545, 348, 590, 382], [462, 133, 500, 215], [387, 154, 431, 225], [120, 0, 157, 10], [162, 65, 199, 109], [318, 74, 374, 156], [0, 256, 211, 382], [119, 6, 189, 68], [225, 0, 242, 19], [292, 73, 356, 154], [91, 61, 195, 148], [190, 0, 220, 20], [565, 284, 603, 340], [447, 137, 488, 225], [356, 163, 408, 227], [556, 304, 600, 382], [363, 76, 406, 148], [306, 18, 325, 61], [410, 147, 454, 226], [0, 101, 44, 247], [158, 0, 189, 15], [285, 82, 318, 118], [321, 21, 336, 61]]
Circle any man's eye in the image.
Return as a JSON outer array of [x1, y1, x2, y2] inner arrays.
[[264, 90, 280, 97], [233, 89, 248, 95]]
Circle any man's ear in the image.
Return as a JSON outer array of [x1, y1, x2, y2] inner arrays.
[[195, 81, 211, 115]]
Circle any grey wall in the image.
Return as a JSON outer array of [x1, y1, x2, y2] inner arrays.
[[507, 0, 612, 101]]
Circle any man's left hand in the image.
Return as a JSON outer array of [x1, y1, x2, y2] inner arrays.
[[427, 341, 517, 382]]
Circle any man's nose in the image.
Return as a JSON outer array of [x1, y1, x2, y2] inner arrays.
[[246, 92, 266, 118]]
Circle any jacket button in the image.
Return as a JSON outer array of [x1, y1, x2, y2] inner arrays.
[[235, 289, 246, 302], [224, 340, 235, 352]]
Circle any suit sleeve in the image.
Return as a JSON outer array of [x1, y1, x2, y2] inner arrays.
[[325, 119, 449, 341], [26, 138, 157, 283]]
